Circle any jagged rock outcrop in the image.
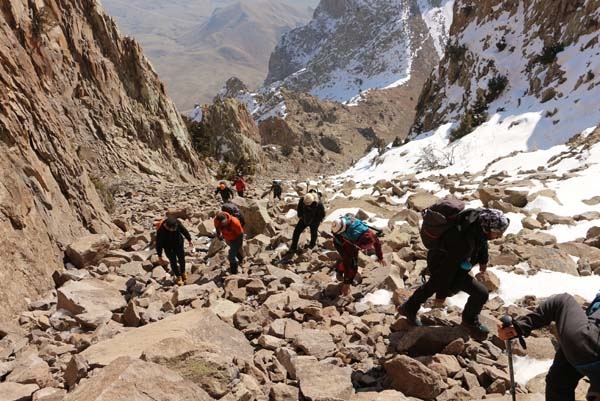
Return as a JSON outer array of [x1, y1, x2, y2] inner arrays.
[[410, 0, 600, 139], [195, 98, 264, 175], [264, 0, 441, 103], [0, 0, 206, 320]]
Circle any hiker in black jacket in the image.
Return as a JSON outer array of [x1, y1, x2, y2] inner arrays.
[[498, 293, 600, 401], [287, 192, 326, 254], [156, 217, 192, 286], [399, 208, 510, 340], [215, 182, 235, 203], [261, 180, 283, 200]]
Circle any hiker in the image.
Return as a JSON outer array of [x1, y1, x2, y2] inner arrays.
[[213, 211, 244, 274], [262, 180, 283, 200], [221, 202, 245, 227], [215, 181, 235, 203], [331, 216, 386, 296], [398, 208, 510, 340], [232, 176, 247, 197], [498, 293, 600, 401], [156, 217, 193, 286], [287, 192, 326, 254]]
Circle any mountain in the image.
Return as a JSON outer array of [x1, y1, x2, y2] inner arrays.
[[0, 0, 204, 320], [101, 0, 318, 110], [264, 0, 452, 103]]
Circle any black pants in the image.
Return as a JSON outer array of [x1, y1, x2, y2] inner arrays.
[[237, 190, 244, 197], [546, 348, 582, 401], [273, 188, 282, 199], [290, 221, 319, 250], [165, 247, 185, 277], [404, 271, 488, 324]]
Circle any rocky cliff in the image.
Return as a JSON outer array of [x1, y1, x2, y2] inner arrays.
[[0, 0, 204, 319], [410, 0, 600, 142]]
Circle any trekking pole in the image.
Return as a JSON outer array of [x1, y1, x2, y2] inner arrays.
[[500, 315, 517, 401]]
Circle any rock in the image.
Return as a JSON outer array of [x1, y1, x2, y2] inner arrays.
[[63, 354, 89, 390], [269, 383, 300, 401], [527, 247, 579, 275], [57, 278, 127, 315], [394, 326, 468, 355], [293, 329, 336, 360], [81, 309, 253, 367], [0, 382, 39, 401], [63, 356, 212, 401], [295, 356, 354, 400], [32, 387, 68, 401], [384, 354, 447, 399], [65, 234, 110, 268], [5, 353, 54, 388]]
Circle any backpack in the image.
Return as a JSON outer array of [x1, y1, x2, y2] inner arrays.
[[587, 292, 600, 316], [343, 216, 370, 242], [153, 219, 165, 230], [420, 198, 466, 249], [221, 203, 245, 226]]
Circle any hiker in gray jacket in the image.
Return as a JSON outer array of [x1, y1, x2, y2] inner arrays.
[[498, 293, 600, 401]]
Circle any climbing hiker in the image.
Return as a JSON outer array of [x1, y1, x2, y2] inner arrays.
[[287, 191, 326, 254], [498, 292, 600, 401], [232, 175, 247, 197], [261, 179, 283, 200], [398, 207, 510, 340], [215, 181, 235, 203], [156, 217, 193, 286], [213, 211, 244, 274], [331, 215, 386, 296]]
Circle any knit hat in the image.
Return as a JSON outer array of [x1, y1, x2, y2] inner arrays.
[[331, 218, 346, 234], [164, 217, 178, 229], [303, 192, 317, 206], [479, 209, 510, 233]]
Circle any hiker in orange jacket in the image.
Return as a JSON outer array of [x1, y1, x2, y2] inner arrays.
[[232, 176, 247, 197], [214, 211, 244, 274]]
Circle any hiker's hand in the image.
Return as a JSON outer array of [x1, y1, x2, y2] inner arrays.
[[378, 259, 387, 266], [497, 323, 518, 341], [433, 298, 446, 308], [188, 240, 193, 247], [341, 284, 351, 296], [479, 264, 488, 273]]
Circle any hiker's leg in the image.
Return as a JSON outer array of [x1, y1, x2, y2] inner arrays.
[[228, 235, 243, 272], [165, 249, 179, 276], [458, 275, 488, 324], [290, 221, 307, 251], [403, 271, 443, 313], [174, 246, 185, 277], [308, 223, 319, 248], [546, 347, 581, 401], [342, 248, 359, 284]]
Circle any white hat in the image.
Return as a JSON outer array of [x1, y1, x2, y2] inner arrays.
[[303, 193, 317, 205], [331, 218, 346, 234]]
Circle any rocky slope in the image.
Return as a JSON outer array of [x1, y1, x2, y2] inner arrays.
[[0, 0, 205, 320]]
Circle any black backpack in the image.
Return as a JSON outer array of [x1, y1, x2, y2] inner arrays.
[[221, 203, 245, 227], [420, 198, 468, 249]]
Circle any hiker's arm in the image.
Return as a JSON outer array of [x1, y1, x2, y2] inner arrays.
[[156, 231, 164, 258], [179, 224, 192, 245], [373, 236, 385, 263]]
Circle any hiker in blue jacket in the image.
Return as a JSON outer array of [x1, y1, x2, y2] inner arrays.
[[398, 208, 510, 340], [498, 293, 600, 401], [331, 215, 386, 296]]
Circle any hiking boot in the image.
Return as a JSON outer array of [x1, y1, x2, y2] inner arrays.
[[230, 264, 238, 274], [175, 276, 184, 286], [461, 320, 490, 341], [397, 303, 422, 327], [181, 272, 188, 283]]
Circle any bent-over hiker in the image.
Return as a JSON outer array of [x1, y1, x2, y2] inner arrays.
[[498, 293, 600, 401], [287, 192, 325, 254], [331, 215, 386, 296], [214, 211, 244, 274]]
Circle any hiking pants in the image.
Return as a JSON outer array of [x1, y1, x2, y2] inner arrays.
[[516, 293, 600, 400], [334, 240, 359, 284], [226, 234, 244, 273], [237, 190, 244, 197], [290, 221, 319, 250], [165, 247, 185, 277], [273, 188, 282, 199], [404, 272, 488, 324]]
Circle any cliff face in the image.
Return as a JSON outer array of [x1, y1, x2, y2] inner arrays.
[[0, 0, 204, 319], [410, 0, 600, 139]]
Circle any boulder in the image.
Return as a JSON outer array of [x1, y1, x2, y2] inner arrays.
[[65, 234, 110, 268]]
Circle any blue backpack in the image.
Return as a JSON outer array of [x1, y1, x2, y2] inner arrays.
[[586, 292, 600, 316], [342, 216, 370, 242]]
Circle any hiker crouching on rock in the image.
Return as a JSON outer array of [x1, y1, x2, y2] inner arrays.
[[331, 216, 386, 296], [399, 208, 510, 340], [498, 293, 600, 401], [214, 211, 244, 274], [156, 217, 193, 286], [287, 192, 326, 254]]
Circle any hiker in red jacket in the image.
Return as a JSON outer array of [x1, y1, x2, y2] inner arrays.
[[214, 211, 244, 274], [398, 208, 510, 340], [232, 176, 247, 197]]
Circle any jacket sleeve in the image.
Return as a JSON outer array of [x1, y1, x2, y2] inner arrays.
[[297, 200, 304, 219], [316, 204, 326, 223], [178, 222, 192, 242]]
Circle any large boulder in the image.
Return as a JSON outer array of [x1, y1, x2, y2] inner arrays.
[[56, 278, 127, 315], [65, 234, 110, 268]]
